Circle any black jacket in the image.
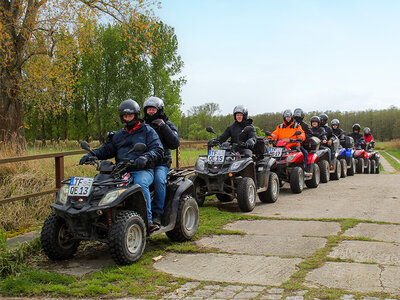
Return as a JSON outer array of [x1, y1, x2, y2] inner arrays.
[[332, 127, 346, 142], [348, 132, 365, 147], [217, 119, 256, 149], [310, 126, 327, 141], [298, 121, 312, 139], [146, 119, 180, 167], [322, 125, 336, 141]]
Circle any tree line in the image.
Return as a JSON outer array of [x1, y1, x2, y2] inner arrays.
[[179, 103, 400, 142]]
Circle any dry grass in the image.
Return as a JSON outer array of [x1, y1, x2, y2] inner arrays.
[[375, 139, 400, 150]]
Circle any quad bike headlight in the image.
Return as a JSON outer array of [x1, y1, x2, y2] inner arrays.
[[195, 157, 207, 171], [57, 185, 69, 205], [99, 189, 126, 206], [229, 161, 242, 171]]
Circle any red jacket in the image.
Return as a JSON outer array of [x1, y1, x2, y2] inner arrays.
[[364, 134, 374, 143]]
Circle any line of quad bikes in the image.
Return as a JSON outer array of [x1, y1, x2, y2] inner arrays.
[[40, 127, 380, 266]]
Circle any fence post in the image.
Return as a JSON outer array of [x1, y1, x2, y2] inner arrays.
[[55, 156, 64, 188], [176, 147, 180, 169]]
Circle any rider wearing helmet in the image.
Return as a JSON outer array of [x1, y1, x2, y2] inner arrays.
[[210, 105, 256, 157], [363, 127, 374, 143], [143, 96, 180, 227], [310, 116, 331, 164], [331, 119, 345, 143], [269, 109, 306, 149], [319, 113, 337, 165], [79, 99, 164, 231], [348, 123, 365, 148], [293, 108, 312, 175]]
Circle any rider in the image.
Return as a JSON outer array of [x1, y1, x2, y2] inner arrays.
[[331, 119, 345, 144], [269, 109, 306, 152], [209, 105, 256, 157], [79, 99, 164, 231], [293, 108, 312, 175], [143, 96, 180, 227], [348, 123, 365, 149], [319, 113, 337, 166], [363, 127, 374, 143], [309, 116, 330, 164]]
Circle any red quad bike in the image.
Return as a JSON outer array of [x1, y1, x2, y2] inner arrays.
[[267, 131, 320, 194], [353, 144, 373, 174]]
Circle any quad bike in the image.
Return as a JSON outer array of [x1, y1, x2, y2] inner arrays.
[[315, 138, 341, 181], [41, 142, 199, 265], [365, 141, 380, 174], [267, 132, 320, 194], [353, 143, 371, 174], [337, 136, 356, 177], [191, 127, 280, 212]]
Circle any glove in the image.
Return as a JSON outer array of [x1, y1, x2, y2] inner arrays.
[[296, 137, 303, 142], [79, 153, 94, 165], [208, 138, 218, 147], [237, 141, 247, 148], [135, 156, 148, 169], [151, 119, 165, 128]]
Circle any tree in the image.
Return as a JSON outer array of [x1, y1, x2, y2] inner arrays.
[[0, 0, 160, 153]]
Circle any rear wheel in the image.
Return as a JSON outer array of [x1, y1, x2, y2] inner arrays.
[[290, 166, 304, 194], [109, 211, 146, 265], [347, 158, 356, 176], [191, 176, 205, 207], [356, 158, 364, 174], [259, 172, 279, 203], [364, 158, 371, 174], [216, 193, 234, 202], [319, 160, 330, 183], [370, 159, 376, 174], [41, 214, 80, 260], [340, 159, 347, 178], [305, 163, 320, 188], [330, 159, 341, 180], [166, 196, 199, 242], [237, 177, 257, 212]]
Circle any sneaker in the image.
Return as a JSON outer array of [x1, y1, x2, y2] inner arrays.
[[153, 213, 162, 226], [148, 222, 160, 233]]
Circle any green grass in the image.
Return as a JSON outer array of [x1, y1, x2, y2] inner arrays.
[[381, 151, 400, 172], [386, 149, 400, 160]]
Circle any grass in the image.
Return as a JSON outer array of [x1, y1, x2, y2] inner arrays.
[[386, 149, 400, 160], [380, 151, 400, 172]]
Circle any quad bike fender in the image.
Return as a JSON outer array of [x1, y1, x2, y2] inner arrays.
[[314, 148, 329, 162], [237, 160, 256, 180], [307, 153, 318, 164]]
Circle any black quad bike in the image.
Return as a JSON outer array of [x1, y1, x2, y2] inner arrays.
[[365, 141, 381, 174], [191, 127, 279, 212], [312, 138, 341, 182], [41, 142, 199, 265]]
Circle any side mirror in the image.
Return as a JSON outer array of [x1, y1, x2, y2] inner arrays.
[[206, 126, 216, 134], [128, 143, 147, 153], [81, 141, 91, 152], [264, 131, 272, 136]]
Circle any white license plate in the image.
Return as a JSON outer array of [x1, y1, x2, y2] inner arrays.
[[68, 177, 94, 197], [269, 147, 283, 158], [208, 149, 226, 164]]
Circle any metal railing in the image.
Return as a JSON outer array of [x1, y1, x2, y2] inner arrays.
[[0, 140, 207, 205]]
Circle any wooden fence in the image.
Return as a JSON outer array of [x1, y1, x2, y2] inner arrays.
[[0, 140, 207, 205]]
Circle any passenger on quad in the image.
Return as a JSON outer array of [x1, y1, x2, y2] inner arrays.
[[363, 127, 374, 144], [319, 113, 337, 165], [143, 96, 180, 227], [293, 108, 312, 175], [209, 105, 256, 157], [348, 123, 366, 149], [309, 116, 330, 161], [331, 119, 346, 144], [79, 99, 164, 231]]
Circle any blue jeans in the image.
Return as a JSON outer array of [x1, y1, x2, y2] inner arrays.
[[152, 165, 169, 215], [131, 170, 154, 222]]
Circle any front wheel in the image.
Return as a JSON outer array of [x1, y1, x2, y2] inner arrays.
[[356, 158, 364, 174], [259, 172, 279, 203], [41, 214, 80, 261], [166, 196, 199, 242], [375, 160, 381, 174], [305, 163, 320, 188], [370, 159, 376, 174], [364, 158, 371, 174], [290, 166, 304, 194], [190, 176, 206, 207], [109, 211, 146, 265], [237, 177, 257, 212], [347, 158, 356, 176], [330, 159, 341, 180], [340, 159, 347, 178], [319, 160, 330, 183]]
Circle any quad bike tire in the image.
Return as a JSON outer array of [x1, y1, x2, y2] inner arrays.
[[109, 211, 146, 265], [190, 175, 205, 207], [237, 177, 257, 212], [356, 158, 364, 174], [41, 213, 80, 260], [290, 166, 304, 194], [340, 159, 347, 178], [330, 159, 341, 180], [370, 159, 376, 174], [259, 172, 279, 203], [319, 160, 330, 183], [364, 158, 371, 174], [375, 160, 380, 174], [305, 163, 320, 188], [166, 196, 199, 242], [347, 158, 356, 176], [216, 193, 234, 202]]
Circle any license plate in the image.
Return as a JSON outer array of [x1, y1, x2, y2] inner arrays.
[[269, 147, 283, 158], [68, 177, 94, 197], [208, 149, 226, 164]]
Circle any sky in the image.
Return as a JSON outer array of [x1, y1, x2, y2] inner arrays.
[[156, 0, 400, 116]]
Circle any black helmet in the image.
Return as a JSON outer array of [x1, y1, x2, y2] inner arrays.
[[293, 108, 305, 122], [352, 123, 361, 132], [319, 113, 328, 126], [364, 127, 371, 135], [233, 105, 248, 121], [143, 96, 165, 122], [331, 119, 340, 127], [118, 99, 140, 127], [310, 116, 320, 126]]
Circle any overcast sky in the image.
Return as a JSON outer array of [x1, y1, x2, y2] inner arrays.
[[156, 0, 400, 116]]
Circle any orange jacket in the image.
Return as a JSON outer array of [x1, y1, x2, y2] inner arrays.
[[270, 120, 306, 148]]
